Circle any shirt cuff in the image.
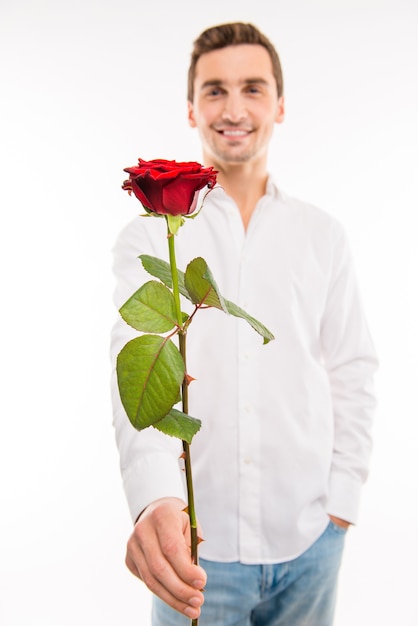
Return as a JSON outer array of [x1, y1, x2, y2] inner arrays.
[[327, 471, 364, 525], [122, 452, 187, 523]]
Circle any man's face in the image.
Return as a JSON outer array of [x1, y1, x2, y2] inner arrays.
[[188, 44, 284, 167]]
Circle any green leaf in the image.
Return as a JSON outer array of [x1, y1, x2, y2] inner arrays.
[[223, 299, 275, 344], [197, 261, 275, 344], [139, 255, 275, 344], [184, 257, 228, 311], [153, 408, 202, 444], [119, 281, 178, 333], [116, 334, 185, 430], [139, 255, 189, 299]]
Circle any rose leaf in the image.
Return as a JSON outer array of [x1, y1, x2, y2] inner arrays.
[[153, 408, 202, 444], [184, 257, 228, 311], [116, 334, 185, 430], [119, 281, 178, 333], [223, 299, 275, 344], [139, 255, 190, 299]]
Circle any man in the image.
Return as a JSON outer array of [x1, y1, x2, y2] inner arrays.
[[111, 22, 378, 625]]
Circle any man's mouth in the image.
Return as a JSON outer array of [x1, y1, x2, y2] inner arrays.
[[216, 128, 252, 138]]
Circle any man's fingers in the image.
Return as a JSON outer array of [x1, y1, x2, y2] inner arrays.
[[141, 500, 206, 587], [125, 497, 206, 618], [126, 538, 205, 618]]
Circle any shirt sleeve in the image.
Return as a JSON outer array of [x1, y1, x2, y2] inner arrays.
[[321, 223, 378, 524], [110, 218, 187, 523]]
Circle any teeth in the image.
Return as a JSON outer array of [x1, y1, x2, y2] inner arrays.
[[222, 130, 248, 136]]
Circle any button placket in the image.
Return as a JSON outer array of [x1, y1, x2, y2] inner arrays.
[[236, 235, 262, 560]]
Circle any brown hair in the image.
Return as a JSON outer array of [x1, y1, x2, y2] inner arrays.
[[187, 22, 283, 102]]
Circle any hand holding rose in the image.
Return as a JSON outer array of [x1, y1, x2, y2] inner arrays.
[[125, 497, 206, 621]]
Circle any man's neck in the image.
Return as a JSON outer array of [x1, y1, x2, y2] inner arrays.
[[206, 159, 269, 230]]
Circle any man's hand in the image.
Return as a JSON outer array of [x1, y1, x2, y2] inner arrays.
[[125, 497, 206, 620], [329, 515, 351, 529]]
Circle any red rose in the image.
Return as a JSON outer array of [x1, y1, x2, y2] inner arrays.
[[122, 158, 218, 216]]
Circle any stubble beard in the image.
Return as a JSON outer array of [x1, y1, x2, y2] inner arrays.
[[202, 125, 261, 165], [211, 142, 257, 164]]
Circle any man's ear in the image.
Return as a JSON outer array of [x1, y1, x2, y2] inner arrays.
[[188, 101, 197, 128], [275, 96, 285, 124]]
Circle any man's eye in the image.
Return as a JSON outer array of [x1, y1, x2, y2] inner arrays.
[[246, 85, 261, 94], [208, 88, 222, 96]]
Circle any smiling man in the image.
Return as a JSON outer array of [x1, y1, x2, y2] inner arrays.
[[187, 43, 284, 231], [189, 45, 283, 163], [112, 22, 378, 626]]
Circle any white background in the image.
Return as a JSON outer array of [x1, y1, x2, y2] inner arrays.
[[1, 0, 417, 624]]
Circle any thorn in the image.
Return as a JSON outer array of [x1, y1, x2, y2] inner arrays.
[[197, 536, 205, 545], [182, 506, 189, 514], [179, 452, 186, 460], [185, 374, 196, 385]]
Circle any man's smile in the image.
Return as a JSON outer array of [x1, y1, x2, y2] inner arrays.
[[214, 128, 253, 138]]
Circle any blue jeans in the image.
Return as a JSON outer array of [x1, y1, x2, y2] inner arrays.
[[152, 521, 347, 626]]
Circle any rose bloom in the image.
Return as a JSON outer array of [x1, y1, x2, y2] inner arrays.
[[122, 158, 218, 217]]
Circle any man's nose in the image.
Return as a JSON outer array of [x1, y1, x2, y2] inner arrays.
[[221, 94, 247, 123]]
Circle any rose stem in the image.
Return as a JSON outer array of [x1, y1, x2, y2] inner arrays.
[[167, 223, 199, 626], [167, 228, 183, 328]]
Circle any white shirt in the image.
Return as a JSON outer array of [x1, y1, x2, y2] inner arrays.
[[111, 178, 378, 564]]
